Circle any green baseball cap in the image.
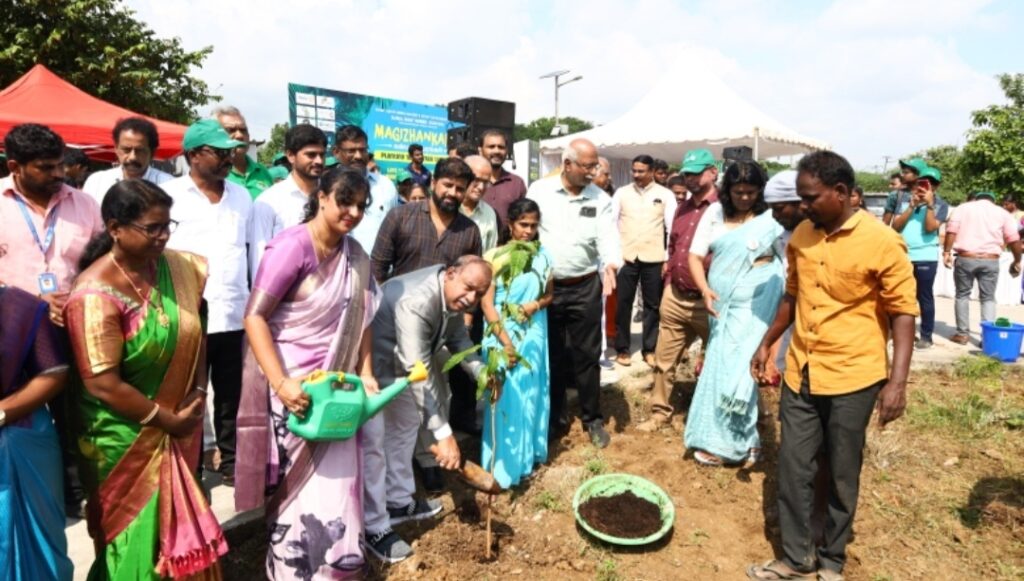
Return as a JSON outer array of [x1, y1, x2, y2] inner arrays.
[[898, 157, 927, 174], [183, 119, 245, 151], [324, 155, 339, 168], [268, 165, 289, 181], [917, 165, 942, 183], [681, 149, 716, 174], [974, 191, 997, 201], [394, 168, 413, 183], [271, 152, 287, 166]]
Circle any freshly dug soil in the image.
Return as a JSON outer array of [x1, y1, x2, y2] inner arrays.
[[578, 491, 662, 539]]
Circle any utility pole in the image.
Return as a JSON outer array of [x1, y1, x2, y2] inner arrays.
[[539, 70, 583, 136]]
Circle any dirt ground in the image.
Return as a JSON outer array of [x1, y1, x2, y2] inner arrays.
[[224, 356, 1024, 580]]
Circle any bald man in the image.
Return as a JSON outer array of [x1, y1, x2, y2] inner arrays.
[[527, 138, 621, 447], [461, 155, 500, 252]]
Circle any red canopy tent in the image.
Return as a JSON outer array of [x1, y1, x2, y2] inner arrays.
[[0, 64, 187, 161]]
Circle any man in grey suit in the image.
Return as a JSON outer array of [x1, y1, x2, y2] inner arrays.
[[362, 256, 493, 563]]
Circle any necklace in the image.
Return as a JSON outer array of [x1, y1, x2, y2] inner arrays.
[[308, 221, 337, 261], [110, 254, 170, 328]]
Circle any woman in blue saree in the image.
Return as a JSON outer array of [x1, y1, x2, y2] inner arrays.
[[684, 161, 784, 467], [0, 284, 73, 580], [480, 199, 554, 488]]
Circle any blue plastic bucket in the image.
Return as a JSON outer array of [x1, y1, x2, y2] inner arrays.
[[980, 321, 1024, 363]]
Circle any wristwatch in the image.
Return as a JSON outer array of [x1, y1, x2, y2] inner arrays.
[[0, 409, 6, 427]]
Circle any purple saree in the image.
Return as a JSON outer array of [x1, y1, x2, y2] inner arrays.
[[235, 225, 377, 580]]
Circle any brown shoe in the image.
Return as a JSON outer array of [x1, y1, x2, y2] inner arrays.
[[636, 417, 670, 432], [643, 353, 656, 367], [615, 352, 632, 366], [950, 333, 970, 345]]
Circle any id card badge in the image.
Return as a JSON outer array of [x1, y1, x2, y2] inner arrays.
[[38, 272, 59, 295]]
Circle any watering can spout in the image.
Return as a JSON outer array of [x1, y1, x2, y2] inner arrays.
[[365, 361, 429, 417]]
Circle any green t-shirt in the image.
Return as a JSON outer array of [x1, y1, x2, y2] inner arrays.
[[227, 155, 274, 199]]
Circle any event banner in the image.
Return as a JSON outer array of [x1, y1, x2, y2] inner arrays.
[[288, 83, 457, 180]]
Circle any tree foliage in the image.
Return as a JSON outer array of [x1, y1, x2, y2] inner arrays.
[[257, 122, 289, 166], [855, 171, 890, 193], [959, 73, 1024, 202], [913, 144, 970, 204], [0, 0, 216, 123], [514, 116, 594, 142]]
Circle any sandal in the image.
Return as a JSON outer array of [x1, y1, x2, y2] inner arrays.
[[817, 569, 843, 581], [693, 450, 725, 467], [746, 560, 816, 580], [743, 448, 763, 468]]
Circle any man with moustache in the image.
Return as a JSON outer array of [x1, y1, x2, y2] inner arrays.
[[215, 105, 273, 199], [362, 257, 493, 563], [637, 149, 718, 432], [249, 124, 328, 273], [83, 117, 173, 203], [0, 123, 104, 516], [748, 151, 917, 581], [460, 155, 499, 252], [528, 138, 620, 447], [332, 125, 398, 252], [162, 119, 251, 486], [479, 130, 527, 241], [371, 156, 482, 282], [371, 156, 482, 490], [611, 154, 676, 368]]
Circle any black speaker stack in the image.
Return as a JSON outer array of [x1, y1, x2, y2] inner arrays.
[[447, 97, 516, 158]]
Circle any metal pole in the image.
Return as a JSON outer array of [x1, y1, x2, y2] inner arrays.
[[554, 74, 560, 134]]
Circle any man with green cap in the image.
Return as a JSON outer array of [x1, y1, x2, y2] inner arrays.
[[637, 148, 718, 432], [942, 190, 1022, 344], [162, 118, 252, 485], [882, 157, 927, 226], [215, 105, 274, 199], [889, 164, 949, 350]]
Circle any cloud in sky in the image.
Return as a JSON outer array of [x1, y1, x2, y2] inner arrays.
[[128, 0, 1013, 169]]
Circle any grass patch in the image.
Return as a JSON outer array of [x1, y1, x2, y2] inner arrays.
[[595, 557, 621, 581], [533, 489, 564, 512], [952, 354, 1004, 387]]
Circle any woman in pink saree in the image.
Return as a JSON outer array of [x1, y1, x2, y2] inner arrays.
[[236, 168, 378, 580]]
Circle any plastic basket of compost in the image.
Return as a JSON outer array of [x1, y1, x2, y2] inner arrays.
[[573, 473, 675, 545]]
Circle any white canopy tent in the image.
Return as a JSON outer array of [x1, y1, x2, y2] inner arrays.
[[539, 55, 830, 182]]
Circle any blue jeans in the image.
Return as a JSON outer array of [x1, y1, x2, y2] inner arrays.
[[912, 261, 938, 341]]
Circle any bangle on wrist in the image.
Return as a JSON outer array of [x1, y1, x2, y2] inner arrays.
[[273, 377, 287, 393], [139, 403, 160, 426]]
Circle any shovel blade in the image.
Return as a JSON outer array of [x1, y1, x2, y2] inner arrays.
[[460, 460, 501, 494]]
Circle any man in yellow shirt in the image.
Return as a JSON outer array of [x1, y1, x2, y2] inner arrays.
[[747, 151, 918, 581]]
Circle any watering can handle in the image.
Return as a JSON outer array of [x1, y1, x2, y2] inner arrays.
[[300, 371, 364, 394]]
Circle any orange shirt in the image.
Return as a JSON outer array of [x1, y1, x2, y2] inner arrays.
[[784, 210, 919, 395]]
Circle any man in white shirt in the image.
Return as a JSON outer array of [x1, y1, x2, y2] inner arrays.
[[82, 117, 173, 203], [331, 125, 398, 252], [610, 154, 676, 367], [527, 138, 620, 447], [163, 119, 250, 485], [248, 124, 327, 274]]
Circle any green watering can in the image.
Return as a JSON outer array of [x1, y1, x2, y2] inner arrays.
[[287, 361, 429, 441]]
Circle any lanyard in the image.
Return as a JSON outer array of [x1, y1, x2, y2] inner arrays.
[[14, 194, 58, 257]]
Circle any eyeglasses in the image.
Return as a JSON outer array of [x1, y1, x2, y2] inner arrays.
[[470, 179, 490, 192], [200, 147, 232, 160], [128, 220, 178, 238], [571, 160, 601, 173], [221, 124, 249, 135]]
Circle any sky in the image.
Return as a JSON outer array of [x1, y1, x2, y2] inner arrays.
[[127, 0, 1021, 171]]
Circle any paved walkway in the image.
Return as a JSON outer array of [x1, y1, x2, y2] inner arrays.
[[64, 298, 1023, 578]]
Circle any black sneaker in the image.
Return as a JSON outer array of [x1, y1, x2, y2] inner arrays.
[[388, 498, 442, 526], [586, 420, 610, 449], [914, 339, 933, 350], [364, 528, 412, 563]]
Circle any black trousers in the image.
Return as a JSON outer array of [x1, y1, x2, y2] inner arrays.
[[548, 274, 603, 427], [614, 260, 663, 354], [777, 368, 882, 574], [206, 330, 244, 473], [448, 309, 483, 430]]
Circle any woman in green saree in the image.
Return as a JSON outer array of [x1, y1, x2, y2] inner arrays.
[[65, 179, 226, 580]]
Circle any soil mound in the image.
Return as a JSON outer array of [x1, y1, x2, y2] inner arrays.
[[578, 491, 662, 539]]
